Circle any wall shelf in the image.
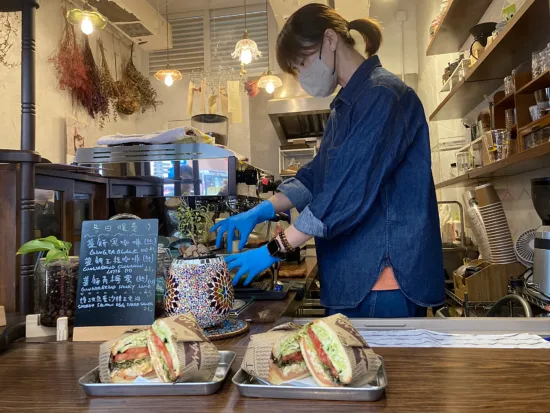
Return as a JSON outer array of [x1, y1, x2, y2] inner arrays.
[[429, 0, 550, 122], [426, 0, 494, 56], [436, 140, 550, 189], [515, 70, 550, 95], [435, 174, 472, 189]]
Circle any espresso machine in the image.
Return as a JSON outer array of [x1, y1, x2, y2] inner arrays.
[[531, 178, 550, 299]]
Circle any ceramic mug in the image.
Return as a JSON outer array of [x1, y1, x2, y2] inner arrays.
[[165, 256, 234, 328]]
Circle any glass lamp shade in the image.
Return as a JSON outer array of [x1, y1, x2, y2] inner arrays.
[[231, 34, 262, 65], [155, 68, 183, 86], [66, 9, 108, 31], [258, 73, 282, 94]]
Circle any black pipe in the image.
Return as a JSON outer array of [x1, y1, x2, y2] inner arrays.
[[19, 0, 40, 315]]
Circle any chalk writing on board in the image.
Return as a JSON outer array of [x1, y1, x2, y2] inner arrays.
[[75, 219, 158, 327]]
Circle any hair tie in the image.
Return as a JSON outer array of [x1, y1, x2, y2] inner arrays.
[[347, 21, 352, 31]]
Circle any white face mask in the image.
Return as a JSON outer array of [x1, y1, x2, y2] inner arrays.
[[298, 44, 337, 98]]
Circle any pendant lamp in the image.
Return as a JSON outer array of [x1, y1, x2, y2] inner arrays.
[[66, 1, 107, 36], [154, 0, 183, 87], [257, 0, 281, 94], [232, 0, 261, 65]]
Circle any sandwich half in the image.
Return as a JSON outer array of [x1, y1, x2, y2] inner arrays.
[[299, 320, 353, 387], [147, 318, 182, 382], [108, 330, 155, 383], [268, 331, 310, 384]]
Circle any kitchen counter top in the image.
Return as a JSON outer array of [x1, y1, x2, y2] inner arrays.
[[2, 330, 549, 413]]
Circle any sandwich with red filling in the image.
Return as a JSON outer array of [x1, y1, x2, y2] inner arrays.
[[268, 331, 310, 384], [147, 318, 182, 382], [300, 320, 354, 387], [108, 330, 155, 383]]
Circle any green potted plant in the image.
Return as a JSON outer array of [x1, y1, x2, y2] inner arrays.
[[175, 198, 215, 258], [17, 236, 79, 327], [165, 198, 233, 328]]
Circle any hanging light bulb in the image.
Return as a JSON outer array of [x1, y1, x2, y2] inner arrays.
[[240, 48, 253, 65], [232, 0, 261, 65], [258, 70, 282, 94], [81, 15, 94, 35], [164, 73, 174, 87], [265, 80, 275, 94], [257, 0, 282, 95], [66, 3, 107, 35], [154, 0, 183, 87]]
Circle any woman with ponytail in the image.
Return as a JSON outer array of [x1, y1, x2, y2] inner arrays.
[[213, 4, 444, 318]]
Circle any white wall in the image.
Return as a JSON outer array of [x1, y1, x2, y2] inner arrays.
[[369, 0, 419, 89], [416, 0, 543, 242], [0, 0, 149, 163]]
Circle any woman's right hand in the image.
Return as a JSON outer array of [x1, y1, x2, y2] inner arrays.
[[210, 200, 275, 252]]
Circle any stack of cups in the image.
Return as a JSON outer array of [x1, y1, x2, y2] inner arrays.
[[475, 184, 517, 264]]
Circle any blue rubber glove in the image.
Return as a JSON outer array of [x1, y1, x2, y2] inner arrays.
[[210, 200, 275, 253], [225, 245, 280, 286]]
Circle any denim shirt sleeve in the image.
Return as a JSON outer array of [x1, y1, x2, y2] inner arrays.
[[294, 87, 411, 239], [277, 158, 316, 212]]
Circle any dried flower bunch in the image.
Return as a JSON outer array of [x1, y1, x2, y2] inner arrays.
[[97, 39, 118, 122], [48, 13, 90, 111], [115, 55, 141, 115], [0, 12, 20, 68], [126, 44, 160, 113], [83, 38, 110, 126]]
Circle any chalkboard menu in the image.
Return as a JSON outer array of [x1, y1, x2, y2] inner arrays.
[[75, 219, 159, 327]]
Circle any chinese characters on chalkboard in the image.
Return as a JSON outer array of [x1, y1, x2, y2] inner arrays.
[[75, 219, 159, 327]]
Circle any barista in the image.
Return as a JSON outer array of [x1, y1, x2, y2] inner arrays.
[[212, 4, 445, 318]]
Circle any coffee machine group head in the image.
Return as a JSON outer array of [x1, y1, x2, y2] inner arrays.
[[531, 178, 550, 297]]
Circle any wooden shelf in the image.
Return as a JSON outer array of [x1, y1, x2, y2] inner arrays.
[[518, 112, 550, 134], [435, 174, 472, 189], [429, 0, 550, 122], [436, 140, 550, 188], [426, 0, 493, 56], [516, 70, 550, 95], [495, 92, 515, 108]]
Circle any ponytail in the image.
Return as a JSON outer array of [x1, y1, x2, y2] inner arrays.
[[277, 4, 384, 75], [349, 19, 382, 56]]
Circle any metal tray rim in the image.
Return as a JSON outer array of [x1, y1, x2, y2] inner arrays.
[[79, 350, 236, 396], [232, 357, 387, 401]]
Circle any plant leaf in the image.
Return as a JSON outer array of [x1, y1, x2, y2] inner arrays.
[[16, 240, 56, 255], [38, 236, 66, 250], [45, 248, 66, 263]]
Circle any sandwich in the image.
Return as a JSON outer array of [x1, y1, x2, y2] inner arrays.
[[147, 315, 221, 383], [299, 320, 354, 387], [148, 318, 182, 382], [268, 331, 310, 384], [107, 330, 156, 383]]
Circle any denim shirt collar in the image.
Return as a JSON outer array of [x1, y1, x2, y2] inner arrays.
[[331, 55, 382, 109]]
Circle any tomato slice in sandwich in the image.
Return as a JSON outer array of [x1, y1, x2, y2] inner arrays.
[[151, 329, 174, 375], [113, 347, 150, 363], [308, 326, 339, 379]]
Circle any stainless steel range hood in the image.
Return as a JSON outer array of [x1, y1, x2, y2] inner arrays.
[[267, 73, 335, 143]]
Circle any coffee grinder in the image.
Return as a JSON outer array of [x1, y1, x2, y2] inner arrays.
[[531, 178, 550, 299]]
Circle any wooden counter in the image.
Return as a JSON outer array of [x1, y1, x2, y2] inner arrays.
[[1, 333, 549, 413]]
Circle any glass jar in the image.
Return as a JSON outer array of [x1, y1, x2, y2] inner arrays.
[[35, 257, 79, 327]]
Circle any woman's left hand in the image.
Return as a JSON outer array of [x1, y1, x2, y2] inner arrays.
[[225, 245, 280, 286]]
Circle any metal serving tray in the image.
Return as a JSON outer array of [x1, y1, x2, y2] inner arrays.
[[232, 358, 387, 402], [79, 351, 236, 397]]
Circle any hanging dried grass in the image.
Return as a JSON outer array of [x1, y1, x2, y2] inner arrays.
[[48, 12, 91, 112], [0, 12, 20, 68], [126, 44, 161, 113], [115, 55, 140, 116], [98, 39, 118, 122], [83, 38, 109, 126]]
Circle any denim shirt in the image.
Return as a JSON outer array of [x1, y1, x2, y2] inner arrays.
[[278, 56, 445, 309]]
